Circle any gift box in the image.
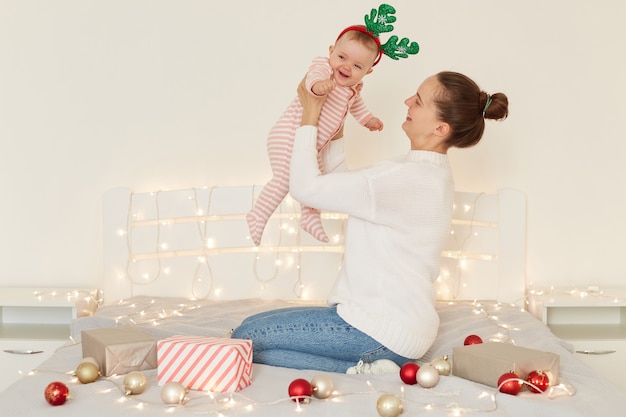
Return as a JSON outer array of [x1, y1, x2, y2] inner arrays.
[[157, 335, 253, 393], [81, 325, 158, 376], [452, 342, 560, 387]]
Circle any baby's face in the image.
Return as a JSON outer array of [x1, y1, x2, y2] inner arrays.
[[328, 38, 377, 88]]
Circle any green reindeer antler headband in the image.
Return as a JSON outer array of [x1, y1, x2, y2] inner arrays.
[[336, 4, 419, 66]]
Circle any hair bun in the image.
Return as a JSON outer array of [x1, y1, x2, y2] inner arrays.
[[483, 92, 509, 120]]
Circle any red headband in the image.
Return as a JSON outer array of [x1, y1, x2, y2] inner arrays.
[[336, 25, 384, 67]]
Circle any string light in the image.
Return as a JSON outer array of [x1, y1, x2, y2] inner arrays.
[[30, 289, 102, 317], [118, 187, 524, 306], [122, 186, 509, 304], [436, 192, 501, 302], [51, 296, 573, 414], [2, 295, 574, 416], [123, 187, 347, 300], [122, 186, 504, 306]]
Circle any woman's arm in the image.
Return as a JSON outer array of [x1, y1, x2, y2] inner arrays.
[[290, 78, 374, 219]]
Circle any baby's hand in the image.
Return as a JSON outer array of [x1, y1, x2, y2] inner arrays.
[[365, 117, 384, 131], [311, 79, 336, 96]]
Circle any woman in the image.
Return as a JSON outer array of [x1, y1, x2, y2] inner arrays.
[[232, 71, 509, 374]]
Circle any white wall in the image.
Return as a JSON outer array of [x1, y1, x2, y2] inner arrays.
[[0, 0, 624, 290]]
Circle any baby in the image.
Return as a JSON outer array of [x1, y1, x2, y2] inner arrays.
[[247, 4, 419, 246], [247, 25, 383, 246]]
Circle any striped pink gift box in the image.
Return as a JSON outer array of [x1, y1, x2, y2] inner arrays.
[[157, 336, 253, 392]]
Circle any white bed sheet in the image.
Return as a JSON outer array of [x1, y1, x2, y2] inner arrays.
[[2, 297, 624, 417]]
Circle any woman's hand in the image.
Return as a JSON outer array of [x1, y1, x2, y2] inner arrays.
[[297, 76, 328, 126]]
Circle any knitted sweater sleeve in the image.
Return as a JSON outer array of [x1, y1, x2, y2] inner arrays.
[[290, 126, 452, 223], [289, 126, 375, 220]]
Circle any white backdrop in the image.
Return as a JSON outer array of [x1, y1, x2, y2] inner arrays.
[[0, 0, 624, 290]]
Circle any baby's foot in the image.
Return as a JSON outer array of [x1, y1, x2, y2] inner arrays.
[[300, 214, 329, 243], [246, 213, 262, 246]]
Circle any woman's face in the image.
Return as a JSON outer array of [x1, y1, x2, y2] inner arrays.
[[402, 75, 445, 143]]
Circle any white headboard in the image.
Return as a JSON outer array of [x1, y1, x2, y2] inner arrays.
[[103, 186, 526, 305]]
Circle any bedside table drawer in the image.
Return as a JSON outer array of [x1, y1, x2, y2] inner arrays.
[[569, 339, 626, 392], [0, 339, 67, 393]]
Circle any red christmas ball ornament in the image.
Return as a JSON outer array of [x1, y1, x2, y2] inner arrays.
[[44, 381, 69, 406], [497, 371, 522, 395], [464, 334, 483, 345], [288, 378, 313, 403], [399, 362, 420, 385], [526, 370, 550, 393]]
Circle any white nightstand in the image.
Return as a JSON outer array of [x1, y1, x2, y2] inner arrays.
[[527, 287, 626, 392], [0, 287, 100, 392]]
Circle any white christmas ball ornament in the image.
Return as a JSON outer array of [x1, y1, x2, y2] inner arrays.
[[311, 374, 334, 399], [161, 381, 187, 405], [416, 363, 440, 388]]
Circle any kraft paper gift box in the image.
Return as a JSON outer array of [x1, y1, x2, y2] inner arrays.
[[81, 325, 158, 376], [452, 342, 560, 387], [157, 335, 253, 393]]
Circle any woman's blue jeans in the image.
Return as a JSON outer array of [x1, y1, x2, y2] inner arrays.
[[231, 306, 411, 373]]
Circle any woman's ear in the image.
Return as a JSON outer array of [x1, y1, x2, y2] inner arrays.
[[435, 122, 450, 137]]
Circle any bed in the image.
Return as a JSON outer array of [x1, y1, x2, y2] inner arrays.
[[1, 186, 624, 416]]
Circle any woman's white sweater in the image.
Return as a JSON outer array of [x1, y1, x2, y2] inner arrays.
[[290, 125, 454, 359]]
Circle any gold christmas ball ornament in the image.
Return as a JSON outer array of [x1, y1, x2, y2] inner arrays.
[[416, 363, 440, 388], [310, 374, 334, 399], [161, 381, 187, 405], [75, 361, 99, 384], [80, 357, 100, 369], [431, 355, 451, 376], [376, 393, 404, 417], [123, 371, 148, 395]]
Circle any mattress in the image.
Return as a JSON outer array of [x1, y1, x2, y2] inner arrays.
[[2, 296, 624, 416]]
